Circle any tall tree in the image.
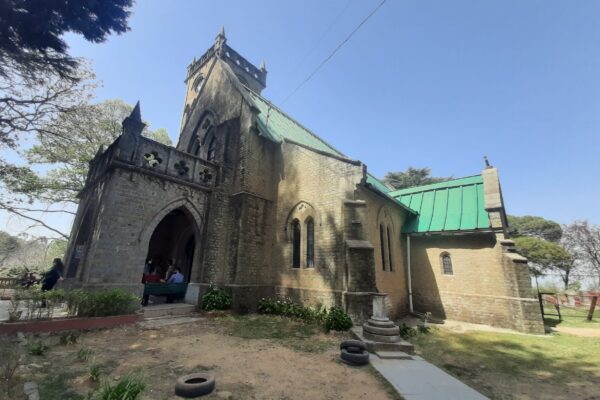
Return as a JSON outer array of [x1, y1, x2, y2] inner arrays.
[[0, 0, 133, 79], [383, 167, 452, 190], [513, 236, 574, 289], [563, 220, 600, 288], [508, 215, 563, 243], [0, 99, 172, 238]]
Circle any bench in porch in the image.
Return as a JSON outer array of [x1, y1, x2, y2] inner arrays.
[[143, 282, 188, 303]]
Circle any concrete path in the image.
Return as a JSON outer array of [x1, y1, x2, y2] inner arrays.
[[370, 353, 489, 400]]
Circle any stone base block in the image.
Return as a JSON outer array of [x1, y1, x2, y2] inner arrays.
[[363, 331, 402, 343], [351, 327, 414, 354], [367, 318, 396, 328], [363, 323, 400, 336]]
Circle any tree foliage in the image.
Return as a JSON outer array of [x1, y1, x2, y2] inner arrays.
[[383, 167, 452, 190], [0, 0, 132, 79], [507, 215, 563, 243], [0, 230, 20, 266], [514, 236, 573, 287], [0, 99, 172, 238]]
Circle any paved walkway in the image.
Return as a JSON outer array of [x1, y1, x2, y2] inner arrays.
[[370, 353, 489, 400]]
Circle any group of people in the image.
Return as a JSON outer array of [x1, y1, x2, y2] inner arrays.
[[141, 258, 186, 306]]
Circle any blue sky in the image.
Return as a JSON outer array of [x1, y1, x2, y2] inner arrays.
[[2, 0, 600, 236]]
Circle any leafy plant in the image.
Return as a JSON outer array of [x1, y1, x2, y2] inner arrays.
[[59, 331, 80, 345], [201, 286, 232, 311], [399, 323, 417, 339], [89, 363, 102, 383], [77, 348, 94, 362], [93, 375, 145, 400], [27, 338, 49, 356], [324, 306, 353, 332], [257, 297, 328, 323]]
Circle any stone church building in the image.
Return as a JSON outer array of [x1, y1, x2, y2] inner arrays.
[[64, 30, 544, 334]]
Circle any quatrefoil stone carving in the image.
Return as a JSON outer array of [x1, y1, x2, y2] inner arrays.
[[143, 151, 162, 167], [174, 160, 190, 176]]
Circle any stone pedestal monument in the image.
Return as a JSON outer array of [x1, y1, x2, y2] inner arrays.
[[362, 293, 402, 343], [351, 293, 415, 356]]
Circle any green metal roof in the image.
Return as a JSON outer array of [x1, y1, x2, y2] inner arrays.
[[390, 175, 490, 233], [244, 87, 415, 215], [366, 174, 391, 193], [245, 88, 345, 157]]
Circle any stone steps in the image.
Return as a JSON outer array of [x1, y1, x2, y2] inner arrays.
[[142, 303, 197, 319]]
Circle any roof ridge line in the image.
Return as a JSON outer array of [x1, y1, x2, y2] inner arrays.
[[242, 85, 346, 157], [388, 174, 483, 196]]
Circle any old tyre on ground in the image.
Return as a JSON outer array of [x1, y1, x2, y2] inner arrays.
[[340, 348, 370, 366], [339, 340, 367, 351], [175, 373, 215, 398]]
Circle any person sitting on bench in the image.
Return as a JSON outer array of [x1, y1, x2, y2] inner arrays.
[[166, 267, 184, 283], [165, 267, 185, 303], [141, 266, 162, 306]]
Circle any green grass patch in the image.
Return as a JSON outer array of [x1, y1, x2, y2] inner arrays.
[[411, 327, 600, 399], [543, 304, 600, 328], [37, 372, 85, 400], [218, 314, 340, 353]]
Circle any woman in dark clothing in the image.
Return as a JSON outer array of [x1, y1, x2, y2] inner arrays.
[[41, 258, 64, 292]]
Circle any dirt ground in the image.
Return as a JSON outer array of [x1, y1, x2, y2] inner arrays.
[[9, 315, 400, 400]]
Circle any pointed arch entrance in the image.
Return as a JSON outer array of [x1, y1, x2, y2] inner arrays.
[[146, 207, 200, 282]]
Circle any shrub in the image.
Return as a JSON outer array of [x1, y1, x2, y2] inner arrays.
[[76, 348, 94, 362], [65, 289, 138, 317], [89, 363, 102, 383], [201, 286, 232, 311], [93, 375, 145, 400], [27, 338, 49, 356], [399, 323, 417, 339], [324, 306, 353, 332], [257, 297, 327, 323], [59, 331, 80, 345]]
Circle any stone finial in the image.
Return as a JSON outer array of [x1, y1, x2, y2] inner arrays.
[[214, 26, 227, 55], [484, 155, 492, 169], [122, 101, 146, 137], [260, 60, 267, 71]]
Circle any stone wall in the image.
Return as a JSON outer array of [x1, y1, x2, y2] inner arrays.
[[66, 168, 208, 296], [356, 186, 410, 319], [409, 233, 544, 333]]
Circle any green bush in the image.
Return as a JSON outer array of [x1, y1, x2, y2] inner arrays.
[[93, 375, 145, 400], [257, 297, 327, 323], [324, 306, 353, 332], [201, 286, 232, 311], [27, 338, 49, 356], [65, 289, 138, 317]]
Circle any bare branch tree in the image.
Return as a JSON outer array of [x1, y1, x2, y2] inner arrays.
[[563, 220, 600, 288]]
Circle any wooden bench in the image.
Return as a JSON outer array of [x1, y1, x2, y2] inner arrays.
[[143, 282, 188, 302]]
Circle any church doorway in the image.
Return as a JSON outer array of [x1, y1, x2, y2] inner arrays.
[[146, 207, 198, 282]]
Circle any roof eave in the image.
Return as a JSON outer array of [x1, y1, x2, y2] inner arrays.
[[362, 182, 418, 215]]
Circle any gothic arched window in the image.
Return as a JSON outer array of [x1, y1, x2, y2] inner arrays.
[[292, 219, 301, 268], [387, 225, 394, 271], [306, 218, 314, 268], [206, 135, 217, 161], [379, 224, 386, 271], [441, 253, 453, 275]]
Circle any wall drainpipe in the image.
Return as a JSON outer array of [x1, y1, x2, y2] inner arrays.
[[406, 234, 413, 313]]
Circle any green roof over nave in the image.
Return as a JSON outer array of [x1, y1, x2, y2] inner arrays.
[[244, 86, 490, 233]]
